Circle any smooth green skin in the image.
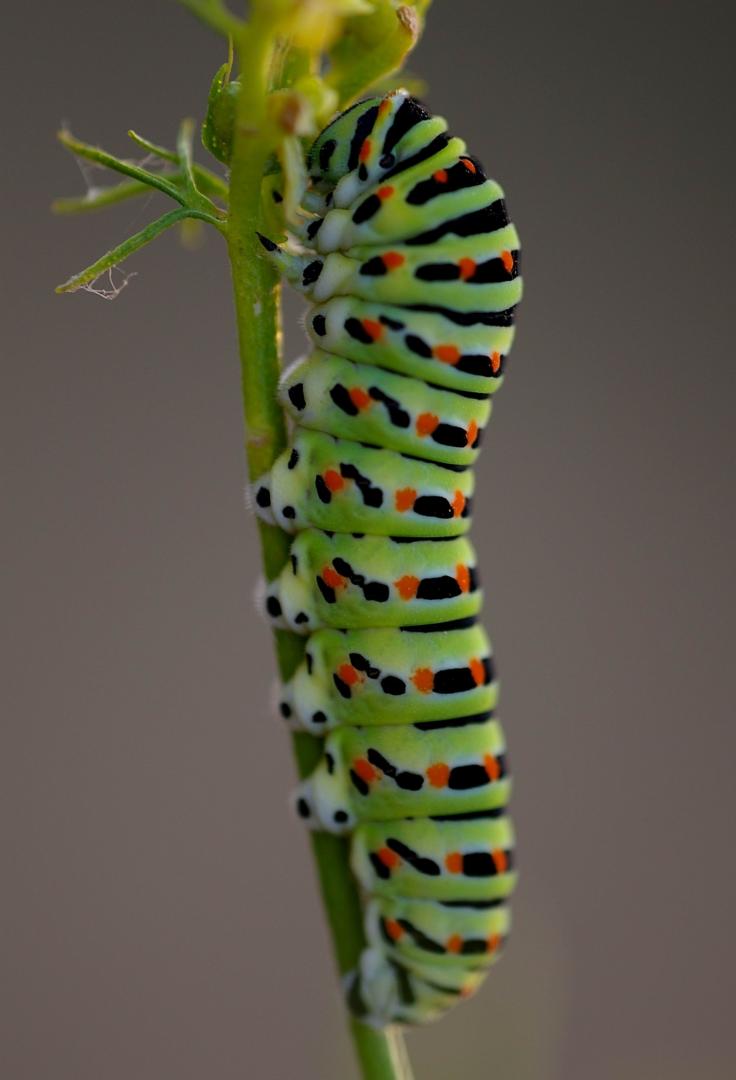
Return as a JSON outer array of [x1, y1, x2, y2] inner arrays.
[[281, 623, 497, 733], [265, 529, 481, 632], [258, 429, 474, 537], [351, 816, 517, 903], [305, 717, 510, 828], [281, 350, 492, 467]]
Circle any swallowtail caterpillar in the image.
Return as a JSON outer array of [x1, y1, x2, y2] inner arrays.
[[254, 90, 522, 1027]]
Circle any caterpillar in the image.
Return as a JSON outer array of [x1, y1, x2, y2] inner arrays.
[[253, 90, 522, 1027]]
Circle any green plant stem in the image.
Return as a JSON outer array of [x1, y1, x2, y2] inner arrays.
[[224, 19, 414, 1080], [52, 179, 160, 215]]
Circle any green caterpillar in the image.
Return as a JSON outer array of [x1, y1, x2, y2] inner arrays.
[[254, 90, 522, 1026]]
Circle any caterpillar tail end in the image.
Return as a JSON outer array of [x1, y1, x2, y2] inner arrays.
[[345, 945, 488, 1028], [344, 949, 403, 1029]]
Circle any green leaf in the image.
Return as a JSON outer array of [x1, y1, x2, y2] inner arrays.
[[55, 208, 219, 294], [202, 60, 238, 164], [52, 180, 157, 216], [57, 129, 186, 205], [327, 1, 431, 106]]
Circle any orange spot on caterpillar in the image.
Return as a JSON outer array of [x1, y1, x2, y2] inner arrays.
[[446, 934, 463, 954], [416, 412, 440, 436], [445, 852, 463, 873], [451, 490, 466, 517], [359, 138, 372, 162], [434, 344, 461, 365], [459, 257, 477, 281], [378, 846, 401, 869], [338, 663, 361, 686], [492, 848, 509, 874], [385, 918, 404, 941], [469, 657, 485, 686], [455, 564, 470, 593], [466, 420, 478, 447], [324, 469, 345, 492], [484, 753, 501, 781], [433, 169, 448, 183], [382, 251, 405, 270], [322, 566, 346, 590], [427, 763, 450, 788], [487, 932, 502, 953], [377, 185, 395, 200], [361, 318, 384, 341], [395, 575, 420, 600], [349, 387, 372, 410], [353, 757, 377, 784], [412, 667, 434, 694], [460, 157, 477, 173], [491, 351, 502, 374], [500, 249, 514, 273], [395, 487, 417, 512]]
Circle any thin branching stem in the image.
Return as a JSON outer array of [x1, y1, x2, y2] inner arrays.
[[55, 207, 223, 293], [52, 180, 160, 216], [127, 129, 229, 201]]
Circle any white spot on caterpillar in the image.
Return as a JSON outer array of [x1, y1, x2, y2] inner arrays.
[[253, 299, 262, 316]]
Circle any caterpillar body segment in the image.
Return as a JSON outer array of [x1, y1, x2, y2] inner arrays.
[[295, 713, 510, 832], [350, 815, 516, 903], [262, 529, 482, 634], [280, 351, 492, 467], [364, 895, 511, 973], [305, 296, 514, 393], [305, 145, 505, 254], [278, 622, 498, 734], [263, 232, 521, 315], [255, 89, 522, 1027], [253, 429, 474, 538]]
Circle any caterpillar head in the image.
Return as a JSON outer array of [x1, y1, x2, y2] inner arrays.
[[346, 947, 401, 1028], [307, 97, 383, 186], [307, 90, 428, 190]]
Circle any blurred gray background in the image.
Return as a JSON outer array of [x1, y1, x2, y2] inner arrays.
[[3, 2, 735, 1077]]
